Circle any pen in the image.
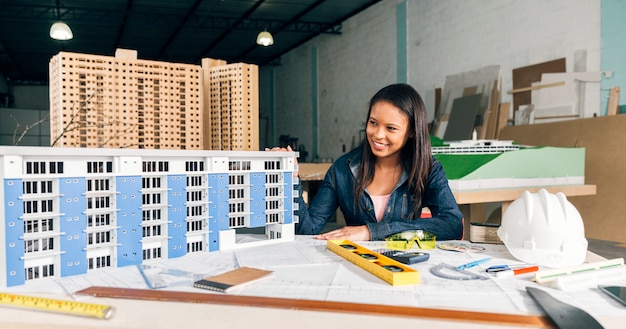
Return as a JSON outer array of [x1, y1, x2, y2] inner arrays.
[[458, 258, 491, 270], [486, 264, 532, 273], [496, 265, 539, 278]]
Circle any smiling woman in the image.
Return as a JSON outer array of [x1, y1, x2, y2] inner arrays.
[[288, 83, 464, 242]]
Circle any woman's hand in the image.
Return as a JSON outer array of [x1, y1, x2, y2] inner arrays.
[[314, 225, 371, 241], [265, 145, 298, 178]]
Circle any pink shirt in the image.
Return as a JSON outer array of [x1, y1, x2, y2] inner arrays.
[[370, 194, 391, 222]]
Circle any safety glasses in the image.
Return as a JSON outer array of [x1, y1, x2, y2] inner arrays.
[[385, 230, 436, 250]]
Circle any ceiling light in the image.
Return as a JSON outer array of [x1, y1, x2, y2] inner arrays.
[[256, 31, 274, 47], [50, 22, 73, 40]]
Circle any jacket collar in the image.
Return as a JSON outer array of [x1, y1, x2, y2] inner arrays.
[[346, 147, 408, 189]]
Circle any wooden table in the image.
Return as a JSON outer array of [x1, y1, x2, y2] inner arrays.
[[298, 162, 331, 181], [453, 184, 597, 240], [299, 164, 597, 241]]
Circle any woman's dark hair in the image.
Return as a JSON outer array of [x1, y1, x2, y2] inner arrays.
[[355, 83, 432, 218]]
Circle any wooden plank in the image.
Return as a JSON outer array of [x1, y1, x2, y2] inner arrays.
[[443, 94, 482, 141], [483, 81, 500, 139], [512, 58, 566, 115], [499, 115, 626, 244], [496, 102, 510, 139], [452, 184, 596, 205], [507, 81, 565, 94], [77, 286, 553, 328], [607, 86, 621, 115], [457, 185, 597, 240], [298, 163, 331, 181]]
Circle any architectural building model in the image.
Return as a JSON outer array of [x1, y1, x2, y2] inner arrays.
[[432, 139, 520, 154], [431, 135, 585, 190], [435, 146, 585, 191], [0, 146, 297, 287], [49, 49, 259, 151]]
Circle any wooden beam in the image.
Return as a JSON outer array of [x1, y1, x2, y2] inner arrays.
[[607, 86, 621, 116], [496, 102, 510, 139], [77, 286, 553, 327], [507, 81, 565, 94]]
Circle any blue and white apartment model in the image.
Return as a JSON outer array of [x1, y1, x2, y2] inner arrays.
[[0, 146, 298, 287]]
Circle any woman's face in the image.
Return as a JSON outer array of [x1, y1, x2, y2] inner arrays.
[[366, 100, 411, 160]]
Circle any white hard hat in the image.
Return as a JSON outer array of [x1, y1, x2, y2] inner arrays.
[[497, 189, 588, 268]]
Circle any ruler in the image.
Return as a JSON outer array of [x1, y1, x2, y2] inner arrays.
[[0, 292, 113, 319], [326, 239, 419, 285], [77, 286, 551, 327]]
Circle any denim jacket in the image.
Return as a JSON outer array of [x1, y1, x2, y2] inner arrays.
[[295, 147, 464, 241]]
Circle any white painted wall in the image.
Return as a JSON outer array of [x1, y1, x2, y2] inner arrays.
[[261, 0, 602, 162]]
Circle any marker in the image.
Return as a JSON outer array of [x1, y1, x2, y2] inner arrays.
[[486, 264, 531, 273], [496, 265, 539, 278], [458, 258, 491, 270]]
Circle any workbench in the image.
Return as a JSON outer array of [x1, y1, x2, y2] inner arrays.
[[1, 236, 623, 329]]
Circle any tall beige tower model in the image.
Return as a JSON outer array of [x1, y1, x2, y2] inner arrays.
[[49, 49, 259, 150], [202, 58, 259, 151]]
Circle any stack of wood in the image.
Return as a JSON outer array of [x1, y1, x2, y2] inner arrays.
[[432, 65, 509, 141]]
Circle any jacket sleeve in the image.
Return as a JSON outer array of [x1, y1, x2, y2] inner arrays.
[[366, 160, 464, 241], [295, 165, 340, 235]]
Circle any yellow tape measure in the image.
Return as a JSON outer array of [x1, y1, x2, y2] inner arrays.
[[326, 239, 420, 286], [0, 292, 113, 319]]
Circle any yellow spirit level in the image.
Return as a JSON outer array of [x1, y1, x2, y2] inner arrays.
[[326, 239, 420, 285]]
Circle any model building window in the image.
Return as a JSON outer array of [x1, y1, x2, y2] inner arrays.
[[142, 193, 162, 205], [187, 175, 203, 187], [228, 160, 251, 171], [229, 174, 245, 185], [24, 218, 53, 233], [87, 178, 110, 192], [87, 196, 110, 209], [25, 161, 46, 174], [87, 213, 110, 227], [25, 264, 54, 281], [88, 255, 111, 270], [49, 161, 64, 174], [88, 231, 111, 245], [24, 237, 54, 253], [266, 173, 280, 184], [142, 161, 169, 172], [142, 177, 161, 189], [266, 186, 280, 197], [264, 160, 281, 170], [187, 241, 203, 253], [266, 213, 279, 224], [266, 200, 280, 214], [143, 246, 161, 260], [187, 190, 202, 202], [187, 205, 203, 217], [142, 209, 162, 221], [142, 225, 161, 238], [87, 161, 113, 173], [229, 215, 245, 228], [187, 218, 203, 232], [185, 161, 204, 172]]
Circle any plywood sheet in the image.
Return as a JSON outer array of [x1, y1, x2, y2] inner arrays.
[[434, 65, 500, 139], [443, 94, 482, 141], [499, 115, 626, 244], [511, 58, 565, 115]]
